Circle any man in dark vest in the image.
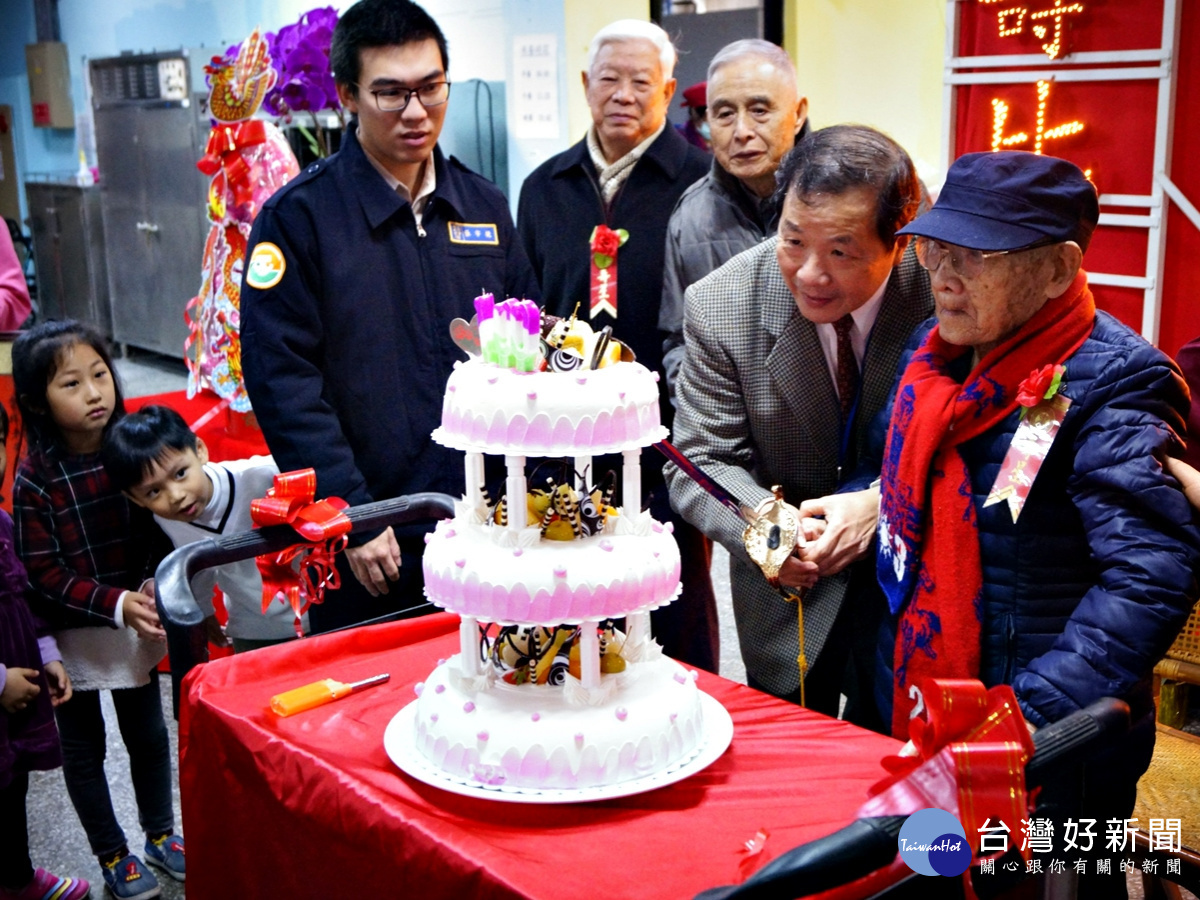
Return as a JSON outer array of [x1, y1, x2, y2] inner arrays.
[[517, 20, 717, 670]]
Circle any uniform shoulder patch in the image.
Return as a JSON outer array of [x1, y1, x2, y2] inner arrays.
[[447, 222, 499, 245], [246, 242, 286, 289]]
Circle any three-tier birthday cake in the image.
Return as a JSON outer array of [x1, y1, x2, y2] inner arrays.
[[388, 297, 729, 794]]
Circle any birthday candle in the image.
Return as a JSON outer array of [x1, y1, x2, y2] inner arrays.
[[475, 293, 496, 363], [474, 292, 495, 321]]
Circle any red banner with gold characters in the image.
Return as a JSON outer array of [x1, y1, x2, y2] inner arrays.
[[952, 0, 1200, 356]]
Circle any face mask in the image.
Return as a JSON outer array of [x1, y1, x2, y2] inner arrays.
[[698, 121, 711, 140]]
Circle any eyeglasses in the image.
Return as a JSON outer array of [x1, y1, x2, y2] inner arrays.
[[914, 236, 1050, 279], [358, 81, 451, 112]]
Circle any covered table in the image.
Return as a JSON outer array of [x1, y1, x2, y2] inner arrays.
[[179, 613, 907, 899]]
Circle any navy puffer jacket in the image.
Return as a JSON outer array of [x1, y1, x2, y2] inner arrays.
[[870, 310, 1200, 810]]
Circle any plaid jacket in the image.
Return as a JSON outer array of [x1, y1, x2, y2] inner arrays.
[[666, 238, 934, 696], [13, 448, 170, 629]]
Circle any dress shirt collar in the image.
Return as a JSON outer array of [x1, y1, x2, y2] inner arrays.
[[358, 127, 438, 221], [814, 267, 892, 392]]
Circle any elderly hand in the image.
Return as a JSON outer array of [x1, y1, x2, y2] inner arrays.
[[1166, 456, 1200, 510], [778, 553, 820, 591], [797, 486, 881, 577], [345, 526, 402, 596]]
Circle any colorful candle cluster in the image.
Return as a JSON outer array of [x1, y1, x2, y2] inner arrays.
[[474, 294, 541, 371]]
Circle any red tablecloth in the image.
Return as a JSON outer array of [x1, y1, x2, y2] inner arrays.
[[179, 614, 907, 899]]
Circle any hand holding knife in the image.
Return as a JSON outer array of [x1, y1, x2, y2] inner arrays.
[[653, 440, 803, 588], [654, 440, 811, 704]]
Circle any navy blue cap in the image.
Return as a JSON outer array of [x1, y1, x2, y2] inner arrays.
[[897, 151, 1099, 252]]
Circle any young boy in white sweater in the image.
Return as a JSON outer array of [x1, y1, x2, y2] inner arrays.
[[102, 405, 307, 652]]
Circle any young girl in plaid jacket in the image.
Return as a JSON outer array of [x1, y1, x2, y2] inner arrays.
[[11, 321, 184, 900]]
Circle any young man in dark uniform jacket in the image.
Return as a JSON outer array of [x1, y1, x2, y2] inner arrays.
[[241, 0, 538, 632]]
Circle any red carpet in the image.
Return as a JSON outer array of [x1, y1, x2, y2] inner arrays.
[[126, 390, 270, 461]]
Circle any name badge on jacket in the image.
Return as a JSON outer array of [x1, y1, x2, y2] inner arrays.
[[448, 223, 498, 245]]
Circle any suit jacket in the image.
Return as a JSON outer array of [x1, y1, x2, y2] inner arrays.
[[666, 237, 933, 695]]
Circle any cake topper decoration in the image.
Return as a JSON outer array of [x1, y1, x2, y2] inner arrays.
[[449, 316, 481, 357], [543, 308, 634, 368], [454, 299, 638, 371], [489, 621, 627, 685]]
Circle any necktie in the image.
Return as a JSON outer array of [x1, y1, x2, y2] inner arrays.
[[834, 313, 860, 425]]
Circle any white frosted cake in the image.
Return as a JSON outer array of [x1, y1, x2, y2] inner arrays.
[[411, 648, 705, 790], [401, 300, 714, 792], [432, 358, 668, 456]]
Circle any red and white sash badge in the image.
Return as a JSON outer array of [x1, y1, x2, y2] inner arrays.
[[984, 364, 1071, 523], [588, 224, 628, 320]]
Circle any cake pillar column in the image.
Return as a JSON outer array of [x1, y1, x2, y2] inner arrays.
[[459, 617, 480, 677], [621, 448, 641, 513], [505, 455, 528, 530], [579, 620, 600, 689], [464, 452, 485, 511], [622, 447, 648, 648], [627, 611, 649, 649]]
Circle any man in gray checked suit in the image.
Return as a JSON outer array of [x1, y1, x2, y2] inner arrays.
[[665, 125, 933, 725]]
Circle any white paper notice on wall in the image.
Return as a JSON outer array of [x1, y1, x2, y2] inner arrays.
[[512, 34, 560, 140]]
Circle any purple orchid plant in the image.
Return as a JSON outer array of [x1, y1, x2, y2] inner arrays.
[[224, 7, 344, 157]]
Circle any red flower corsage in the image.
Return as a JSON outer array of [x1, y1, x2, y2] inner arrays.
[[589, 224, 629, 268], [1017, 364, 1066, 409]]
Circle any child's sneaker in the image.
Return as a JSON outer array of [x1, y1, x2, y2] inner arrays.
[[101, 852, 160, 900], [0, 868, 90, 900], [143, 833, 185, 882]]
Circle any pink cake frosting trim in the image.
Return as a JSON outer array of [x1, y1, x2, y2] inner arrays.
[[423, 566, 683, 623], [422, 517, 682, 624]]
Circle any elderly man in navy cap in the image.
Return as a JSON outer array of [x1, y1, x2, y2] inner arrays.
[[803, 151, 1199, 884]]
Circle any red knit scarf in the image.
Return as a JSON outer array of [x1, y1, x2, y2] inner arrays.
[[878, 271, 1095, 739]]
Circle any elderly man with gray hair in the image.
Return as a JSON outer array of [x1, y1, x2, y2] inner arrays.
[[516, 20, 717, 670], [660, 39, 809, 394]]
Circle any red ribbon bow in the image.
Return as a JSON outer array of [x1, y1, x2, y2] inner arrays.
[[858, 679, 1036, 866], [197, 120, 267, 208], [250, 469, 352, 622]]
